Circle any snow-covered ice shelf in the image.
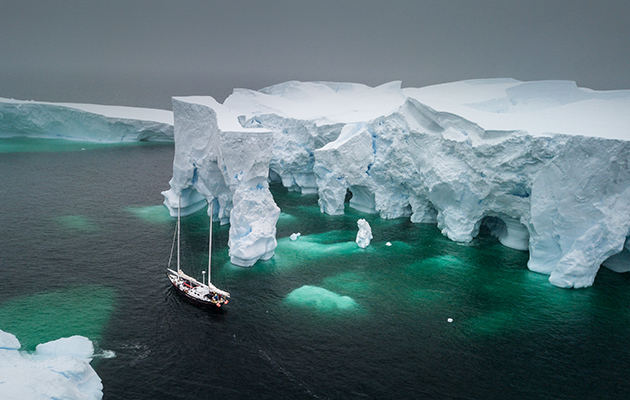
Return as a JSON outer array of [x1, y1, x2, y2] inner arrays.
[[0, 97, 173, 142], [164, 79, 630, 288]]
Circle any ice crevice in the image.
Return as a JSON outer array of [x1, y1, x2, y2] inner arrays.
[[163, 79, 630, 288]]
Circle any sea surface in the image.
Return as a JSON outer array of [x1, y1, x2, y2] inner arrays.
[[1, 138, 630, 399]]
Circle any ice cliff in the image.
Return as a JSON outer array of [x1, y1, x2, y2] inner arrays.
[[165, 79, 630, 288], [0, 97, 173, 142], [0, 329, 103, 400], [162, 97, 279, 267]]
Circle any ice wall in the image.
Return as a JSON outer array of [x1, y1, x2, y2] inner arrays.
[[0, 97, 173, 142], [162, 96, 279, 267], [224, 81, 407, 194], [165, 79, 630, 288]]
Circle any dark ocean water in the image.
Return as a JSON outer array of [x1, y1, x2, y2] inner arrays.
[[1, 139, 630, 400]]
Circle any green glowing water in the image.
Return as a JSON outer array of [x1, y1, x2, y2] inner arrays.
[[0, 285, 116, 351], [285, 285, 359, 312], [126, 205, 173, 224], [2, 143, 630, 399], [54, 215, 101, 233]]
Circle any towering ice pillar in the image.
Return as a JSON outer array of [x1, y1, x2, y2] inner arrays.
[[162, 96, 279, 267], [218, 130, 280, 266], [163, 97, 228, 218]]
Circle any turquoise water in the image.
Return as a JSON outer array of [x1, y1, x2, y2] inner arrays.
[[1, 142, 629, 399]]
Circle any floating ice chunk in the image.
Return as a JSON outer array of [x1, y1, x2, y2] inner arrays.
[[356, 219, 373, 248], [385, 242, 392, 246], [447, 318, 453, 323], [0, 329, 103, 400], [285, 285, 358, 312], [290, 232, 301, 241]]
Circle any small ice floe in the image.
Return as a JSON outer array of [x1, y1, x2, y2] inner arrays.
[[447, 318, 453, 323], [356, 219, 373, 249], [385, 242, 392, 246], [290, 232, 301, 241]]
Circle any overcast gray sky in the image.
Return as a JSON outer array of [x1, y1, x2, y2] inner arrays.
[[1, 0, 629, 109]]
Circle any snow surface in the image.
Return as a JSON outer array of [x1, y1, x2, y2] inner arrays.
[[0, 97, 173, 142], [404, 79, 630, 141], [167, 79, 630, 288], [0, 329, 103, 400]]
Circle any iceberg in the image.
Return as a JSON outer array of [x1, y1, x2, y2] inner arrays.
[[0, 97, 173, 142], [165, 79, 630, 288], [356, 219, 373, 249], [0, 329, 103, 400], [162, 96, 280, 267]]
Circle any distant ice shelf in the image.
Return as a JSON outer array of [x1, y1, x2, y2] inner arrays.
[[0, 97, 173, 142], [164, 79, 630, 289]]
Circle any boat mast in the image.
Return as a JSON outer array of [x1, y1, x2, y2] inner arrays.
[[208, 200, 213, 285], [177, 193, 181, 274]]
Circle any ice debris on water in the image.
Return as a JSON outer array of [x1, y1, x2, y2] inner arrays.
[[356, 219, 373, 249], [290, 232, 301, 241]]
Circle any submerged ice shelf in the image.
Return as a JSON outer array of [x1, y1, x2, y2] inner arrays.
[[164, 79, 630, 289]]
